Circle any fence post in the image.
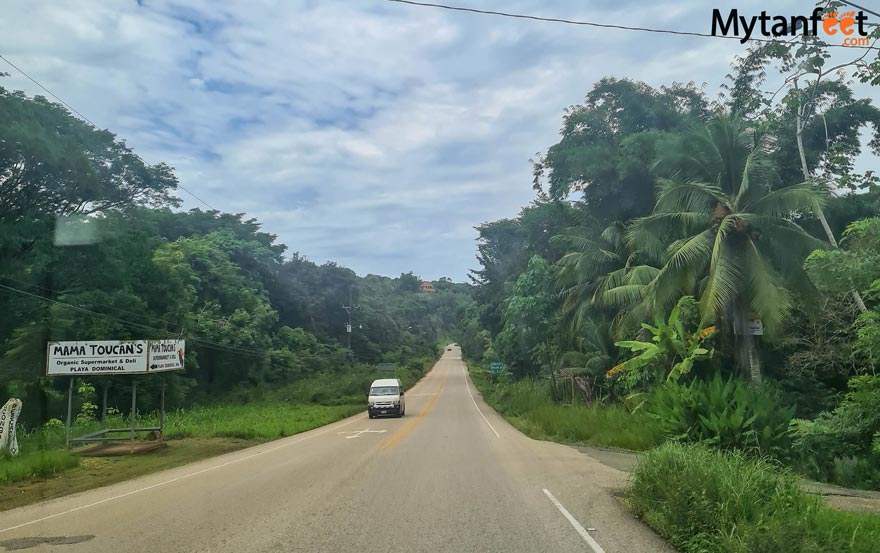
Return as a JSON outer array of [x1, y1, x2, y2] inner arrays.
[[130, 380, 137, 441], [159, 378, 166, 442], [101, 383, 109, 428], [65, 378, 74, 450]]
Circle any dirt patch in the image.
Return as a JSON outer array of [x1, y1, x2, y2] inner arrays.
[[802, 481, 880, 514], [571, 444, 642, 473], [77, 441, 166, 456]]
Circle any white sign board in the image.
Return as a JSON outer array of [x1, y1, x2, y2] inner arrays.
[[148, 339, 186, 372], [47, 340, 148, 375], [747, 319, 764, 336]]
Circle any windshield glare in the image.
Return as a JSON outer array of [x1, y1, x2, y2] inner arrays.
[[370, 386, 399, 396]]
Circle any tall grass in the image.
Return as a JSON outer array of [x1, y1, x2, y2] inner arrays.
[[629, 442, 880, 552], [472, 370, 662, 451], [163, 403, 363, 440], [0, 451, 79, 484], [1, 356, 438, 486]]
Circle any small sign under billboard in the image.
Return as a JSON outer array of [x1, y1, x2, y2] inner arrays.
[[47, 340, 148, 375], [747, 320, 764, 336], [148, 339, 186, 372]]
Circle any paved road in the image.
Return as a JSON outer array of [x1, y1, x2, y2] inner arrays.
[[0, 348, 672, 552]]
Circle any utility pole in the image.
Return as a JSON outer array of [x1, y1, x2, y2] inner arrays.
[[342, 287, 358, 355]]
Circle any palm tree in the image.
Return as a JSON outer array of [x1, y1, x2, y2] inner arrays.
[[553, 317, 616, 404], [553, 220, 658, 339], [629, 115, 827, 381]]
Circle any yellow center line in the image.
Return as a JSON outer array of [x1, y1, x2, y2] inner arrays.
[[380, 367, 447, 449]]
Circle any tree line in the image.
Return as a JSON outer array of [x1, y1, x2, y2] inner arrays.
[[0, 85, 470, 428], [464, 36, 880, 487]]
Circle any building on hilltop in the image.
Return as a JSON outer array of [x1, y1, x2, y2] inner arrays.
[[420, 281, 435, 293]]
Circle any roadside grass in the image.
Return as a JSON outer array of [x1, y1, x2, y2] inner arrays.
[[0, 438, 253, 512], [629, 442, 880, 552], [1, 355, 438, 507], [468, 365, 662, 451], [1, 403, 360, 489], [0, 450, 80, 485], [0, 402, 362, 511], [163, 403, 363, 440]]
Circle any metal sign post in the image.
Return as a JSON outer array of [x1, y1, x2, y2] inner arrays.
[[65, 379, 74, 450], [159, 378, 166, 442], [489, 362, 504, 383], [130, 380, 138, 441], [101, 383, 109, 429]]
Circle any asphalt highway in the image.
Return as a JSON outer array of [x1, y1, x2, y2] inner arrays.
[[0, 347, 672, 552]]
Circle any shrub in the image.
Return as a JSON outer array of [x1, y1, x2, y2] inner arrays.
[[643, 374, 794, 456], [629, 442, 880, 552], [791, 374, 880, 489]]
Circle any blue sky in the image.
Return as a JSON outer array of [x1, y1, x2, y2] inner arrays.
[[2, 1, 877, 281]]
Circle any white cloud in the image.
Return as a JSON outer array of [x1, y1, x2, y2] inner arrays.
[[1, 0, 877, 280]]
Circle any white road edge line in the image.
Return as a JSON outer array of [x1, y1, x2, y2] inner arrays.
[[542, 488, 606, 553], [462, 364, 500, 438], [0, 415, 364, 535]]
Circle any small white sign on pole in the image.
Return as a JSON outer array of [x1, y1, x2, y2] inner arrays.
[[747, 320, 764, 336], [46, 340, 148, 375], [148, 339, 186, 372]]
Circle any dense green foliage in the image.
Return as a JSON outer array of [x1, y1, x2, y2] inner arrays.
[[629, 443, 880, 552], [792, 374, 880, 488], [643, 376, 794, 456], [0, 84, 469, 436], [466, 31, 880, 493], [609, 298, 716, 382]]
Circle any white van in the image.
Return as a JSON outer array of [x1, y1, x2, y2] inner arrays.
[[368, 378, 405, 419]]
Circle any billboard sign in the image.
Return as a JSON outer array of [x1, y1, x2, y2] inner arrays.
[[148, 339, 186, 372], [47, 340, 148, 375]]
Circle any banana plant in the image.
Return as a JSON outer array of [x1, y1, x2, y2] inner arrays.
[[606, 300, 716, 382]]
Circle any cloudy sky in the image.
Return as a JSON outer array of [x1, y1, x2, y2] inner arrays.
[[2, 1, 877, 281]]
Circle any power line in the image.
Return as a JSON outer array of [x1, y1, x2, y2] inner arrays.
[[838, 1, 880, 20], [0, 54, 219, 211], [175, 186, 218, 211], [385, 0, 880, 51], [1, 275, 179, 330], [0, 276, 264, 334], [0, 54, 99, 126], [0, 275, 240, 335], [0, 282, 269, 357]]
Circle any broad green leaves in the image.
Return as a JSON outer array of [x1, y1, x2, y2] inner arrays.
[[631, 115, 825, 341], [607, 299, 716, 382]]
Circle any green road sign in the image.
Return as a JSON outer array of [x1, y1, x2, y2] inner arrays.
[[377, 363, 397, 372], [490, 362, 503, 374]]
